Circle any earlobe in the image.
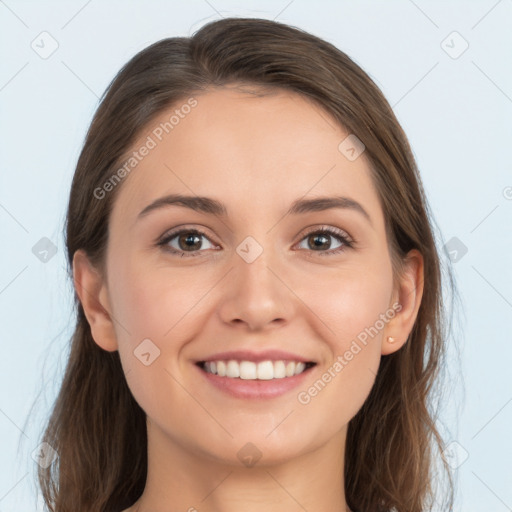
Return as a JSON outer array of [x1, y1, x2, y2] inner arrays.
[[382, 249, 424, 356], [72, 249, 119, 352]]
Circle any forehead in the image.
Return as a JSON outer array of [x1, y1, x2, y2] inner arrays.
[[110, 86, 382, 227]]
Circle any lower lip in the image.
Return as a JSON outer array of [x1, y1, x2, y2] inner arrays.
[[195, 364, 315, 399]]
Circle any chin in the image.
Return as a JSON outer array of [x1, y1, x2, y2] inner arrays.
[[197, 430, 317, 469]]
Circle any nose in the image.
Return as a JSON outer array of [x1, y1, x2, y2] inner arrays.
[[216, 241, 296, 332]]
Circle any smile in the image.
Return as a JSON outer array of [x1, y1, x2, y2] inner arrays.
[[198, 360, 316, 380]]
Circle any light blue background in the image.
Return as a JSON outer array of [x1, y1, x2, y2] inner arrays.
[[1, 1, 511, 510]]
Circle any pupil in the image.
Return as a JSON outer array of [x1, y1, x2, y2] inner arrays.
[[311, 234, 329, 250], [181, 233, 201, 251]]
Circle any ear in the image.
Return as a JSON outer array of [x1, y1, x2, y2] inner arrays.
[[381, 249, 424, 356], [72, 249, 119, 352]]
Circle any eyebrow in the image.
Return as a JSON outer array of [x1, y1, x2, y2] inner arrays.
[[137, 193, 372, 225]]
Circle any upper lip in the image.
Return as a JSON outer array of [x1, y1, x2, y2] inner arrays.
[[196, 349, 316, 364]]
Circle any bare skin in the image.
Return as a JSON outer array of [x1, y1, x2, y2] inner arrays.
[[73, 85, 423, 512]]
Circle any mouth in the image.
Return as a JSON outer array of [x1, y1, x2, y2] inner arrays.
[[196, 359, 317, 380]]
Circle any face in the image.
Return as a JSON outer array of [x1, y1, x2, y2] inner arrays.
[[77, 85, 420, 467]]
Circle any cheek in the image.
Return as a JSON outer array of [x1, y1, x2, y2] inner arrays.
[[108, 253, 208, 343], [108, 259, 208, 420], [309, 258, 394, 346], [294, 273, 392, 437]]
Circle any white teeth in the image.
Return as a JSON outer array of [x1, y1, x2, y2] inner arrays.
[[273, 360, 286, 378], [240, 361, 257, 379], [226, 360, 240, 378], [257, 361, 274, 380], [202, 359, 312, 379], [216, 360, 226, 376], [294, 362, 306, 375]]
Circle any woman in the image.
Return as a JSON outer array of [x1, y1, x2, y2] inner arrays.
[[37, 17, 455, 512]]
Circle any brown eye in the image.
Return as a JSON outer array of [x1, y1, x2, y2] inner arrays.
[[176, 232, 203, 251], [158, 228, 216, 257], [296, 227, 353, 256], [306, 233, 333, 251]]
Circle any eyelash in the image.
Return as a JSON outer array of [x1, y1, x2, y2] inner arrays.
[[156, 225, 354, 258]]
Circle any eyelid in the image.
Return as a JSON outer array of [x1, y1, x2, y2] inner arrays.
[[158, 224, 353, 243], [295, 225, 354, 256], [157, 224, 355, 256], [298, 224, 353, 243], [156, 225, 220, 253], [157, 224, 217, 242]]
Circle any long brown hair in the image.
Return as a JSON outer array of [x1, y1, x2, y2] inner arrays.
[[35, 17, 457, 511]]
